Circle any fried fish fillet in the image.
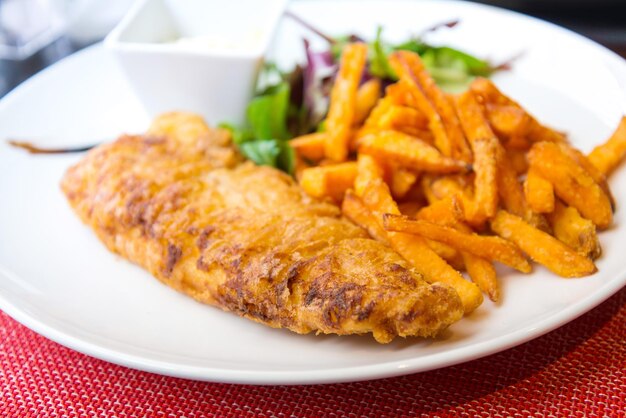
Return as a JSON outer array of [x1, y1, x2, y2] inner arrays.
[[61, 112, 463, 343]]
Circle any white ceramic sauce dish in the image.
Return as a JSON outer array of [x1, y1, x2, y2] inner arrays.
[[104, 0, 288, 125]]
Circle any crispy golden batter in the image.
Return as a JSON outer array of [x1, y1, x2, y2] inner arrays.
[[61, 112, 463, 343]]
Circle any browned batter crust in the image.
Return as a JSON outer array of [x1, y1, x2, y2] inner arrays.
[[61, 112, 463, 343]]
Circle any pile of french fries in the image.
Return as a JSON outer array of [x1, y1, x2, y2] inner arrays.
[[292, 43, 626, 313]]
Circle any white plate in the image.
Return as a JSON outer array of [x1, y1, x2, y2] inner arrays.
[[1, 0, 625, 385]]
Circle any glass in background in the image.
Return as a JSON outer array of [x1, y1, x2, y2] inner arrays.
[[0, 0, 133, 97]]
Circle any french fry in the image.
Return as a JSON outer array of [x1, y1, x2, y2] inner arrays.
[[393, 127, 435, 144], [468, 136, 499, 223], [383, 214, 531, 273], [416, 201, 499, 301], [358, 131, 469, 174], [299, 162, 358, 201], [528, 141, 613, 229], [385, 82, 416, 106], [454, 90, 500, 223], [454, 90, 496, 144], [490, 210, 596, 277], [524, 168, 555, 214], [426, 176, 477, 225], [588, 116, 626, 176], [360, 178, 483, 313], [390, 166, 419, 200], [470, 78, 567, 144], [354, 78, 382, 126], [354, 153, 386, 196], [463, 254, 499, 302], [389, 51, 472, 162], [416, 196, 463, 227], [560, 143, 615, 209], [342, 190, 389, 243], [496, 146, 528, 217], [425, 240, 465, 271], [291, 132, 326, 161], [485, 103, 531, 140], [506, 148, 529, 175], [378, 105, 429, 131], [325, 43, 368, 161], [496, 148, 551, 231], [547, 200, 601, 260], [388, 232, 483, 313], [363, 97, 393, 129], [429, 176, 469, 201]]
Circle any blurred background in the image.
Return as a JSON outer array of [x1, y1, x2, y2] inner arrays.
[[1, 0, 625, 98]]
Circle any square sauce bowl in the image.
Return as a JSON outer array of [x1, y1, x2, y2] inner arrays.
[[105, 0, 288, 125]]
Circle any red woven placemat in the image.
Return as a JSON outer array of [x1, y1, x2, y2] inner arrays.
[[1, 287, 624, 417]]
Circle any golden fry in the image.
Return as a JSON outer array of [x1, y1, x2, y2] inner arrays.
[[454, 90, 496, 145], [385, 82, 417, 106], [547, 200, 601, 260], [383, 214, 531, 272], [463, 254, 499, 302], [491, 211, 596, 277], [341, 190, 389, 243], [362, 97, 393, 129], [389, 51, 472, 162], [470, 78, 566, 144], [524, 168, 555, 214], [388, 232, 483, 313], [360, 178, 483, 313], [359, 130, 469, 174], [485, 103, 531, 140], [454, 90, 500, 223], [469, 136, 499, 223], [390, 165, 419, 200], [354, 153, 386, 196], [291, 132, 327, 161], [528, 142, 612, 229], [354, 78, 382, 126], [378, 105, 429, 131], [588, 116, 626, 176], [416, 196, 463, 227], [429, 176, 469, 201], [325, 43, 368, 161], [496, 146, 528, 217], [299, 162, 358, 201], [506, 148, 529, 175], [425, 239, 464, 271], [560, 143, 615, 209]]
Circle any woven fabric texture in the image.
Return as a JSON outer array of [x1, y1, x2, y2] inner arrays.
[[1, 287, 624, 418]]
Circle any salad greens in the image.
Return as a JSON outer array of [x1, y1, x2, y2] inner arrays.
[[222, 14, 510, 174]]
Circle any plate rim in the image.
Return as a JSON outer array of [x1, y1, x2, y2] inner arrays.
[[1, 0, 626, 385]]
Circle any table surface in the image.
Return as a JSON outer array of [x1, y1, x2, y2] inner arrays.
[[1, 3, 625, 416]]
